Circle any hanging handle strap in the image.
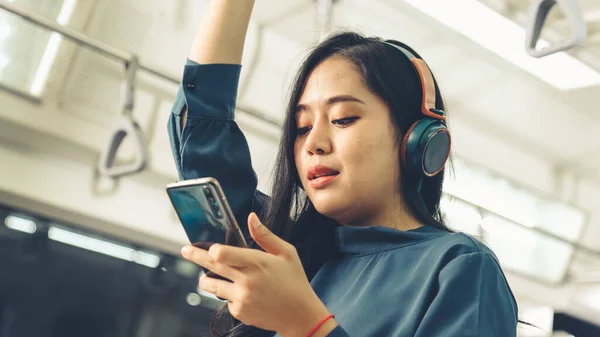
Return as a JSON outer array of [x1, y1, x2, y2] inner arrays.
[[96, 56, 148, 178], [316, 0, 334, 40], [525, 0, 587, 58]]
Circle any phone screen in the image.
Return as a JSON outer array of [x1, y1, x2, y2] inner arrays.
[[167, 183, 242, 250]]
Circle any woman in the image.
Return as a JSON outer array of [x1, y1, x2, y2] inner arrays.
[[167, 1, 518, 336]]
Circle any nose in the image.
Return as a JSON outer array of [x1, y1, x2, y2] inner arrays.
[[305, 119, 332, 156]]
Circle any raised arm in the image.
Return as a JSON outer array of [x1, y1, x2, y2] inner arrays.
[[180, 0, 256, 127], [167, 0, 264, 237]]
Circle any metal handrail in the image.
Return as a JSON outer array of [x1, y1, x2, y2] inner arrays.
[[0, 0, 283, 128]]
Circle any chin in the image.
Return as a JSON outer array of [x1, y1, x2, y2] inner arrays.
[[309, 191, 352, 222]]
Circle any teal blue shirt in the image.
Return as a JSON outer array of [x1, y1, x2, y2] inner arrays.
[[168, 60, 519, 337]]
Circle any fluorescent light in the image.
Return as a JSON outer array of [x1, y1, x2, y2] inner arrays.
[[582, 289, 600, 311], [4, 215, 37, 234], [0, 54, 10, 72], [29, 0, 78, 96], [440, 159, 580, 284], [479, 214, 574, 284], [443, 162, 539, 229], [48, 226, 161, 268], [403, 0, 600, 90], [56, 0, 77, 25], [49, 226, 135, 259], [29, 32, 62, 95], [132, 250, 161, 268], [444, 159, 586, 241], [0, 24, 11, 40], [0, 9, 12, 76], [186, 293, 202, 306], [480, 216, 535, 249]]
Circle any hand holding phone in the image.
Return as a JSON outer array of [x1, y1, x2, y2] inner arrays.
[[166, 177, 248, 283]]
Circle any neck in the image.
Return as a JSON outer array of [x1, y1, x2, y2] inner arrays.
[[339, 197, 423, 231]]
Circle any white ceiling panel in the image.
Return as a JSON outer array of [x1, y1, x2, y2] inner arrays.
[[464, 78, 600, 161]]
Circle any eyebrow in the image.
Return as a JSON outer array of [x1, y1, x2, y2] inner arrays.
[[295, 95, 366, 113]]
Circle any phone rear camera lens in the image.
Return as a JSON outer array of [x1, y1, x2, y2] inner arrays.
[[215, 210, 222, 218], [211, 202, 219, 211], [203, 187, 211, 196]]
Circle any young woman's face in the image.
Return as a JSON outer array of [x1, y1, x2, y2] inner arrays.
[[294, 55, 403, 227]]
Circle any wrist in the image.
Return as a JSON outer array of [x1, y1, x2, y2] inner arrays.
[[279, 302, 336, 337], [306, 316, 338, 337]]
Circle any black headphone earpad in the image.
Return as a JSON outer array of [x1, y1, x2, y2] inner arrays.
[[401, 119, 451, 177]]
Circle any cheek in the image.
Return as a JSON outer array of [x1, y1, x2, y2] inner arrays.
[[294, 142, 306, 179], [340, 128, 399, 177]]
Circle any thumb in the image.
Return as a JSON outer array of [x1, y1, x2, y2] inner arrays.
[[248, 212, 286, 255]]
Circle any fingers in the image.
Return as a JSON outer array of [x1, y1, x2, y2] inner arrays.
[[199, 273, 236, 301], [181, 245, 243, 281], [207, 242, 265, 268], [248, 212, 294, 257]]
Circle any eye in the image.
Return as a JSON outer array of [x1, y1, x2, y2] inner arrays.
[[296, 126, 311, 136], [332, 117, 359, 127]]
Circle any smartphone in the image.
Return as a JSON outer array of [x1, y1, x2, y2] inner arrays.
[[166, 177, 248, 282]]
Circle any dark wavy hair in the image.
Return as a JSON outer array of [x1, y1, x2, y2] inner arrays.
[[208, 31, 453, 337]]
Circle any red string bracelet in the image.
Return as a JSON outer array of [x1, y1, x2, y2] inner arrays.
[[306, 314, 335, 337]]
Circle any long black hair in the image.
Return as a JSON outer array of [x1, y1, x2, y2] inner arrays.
[[208, 31, 453, 337]]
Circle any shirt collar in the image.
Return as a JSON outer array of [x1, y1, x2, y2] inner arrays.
[[335, 225, 446, 255]]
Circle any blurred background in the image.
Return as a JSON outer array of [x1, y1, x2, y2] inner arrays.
[[0, 0, 599, 336]]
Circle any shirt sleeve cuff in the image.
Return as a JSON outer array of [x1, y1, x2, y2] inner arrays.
[[172, 59, 242, 121]]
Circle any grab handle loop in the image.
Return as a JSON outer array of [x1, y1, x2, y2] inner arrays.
[[97, 56, 148, 178], [525, 0, 587, 58]]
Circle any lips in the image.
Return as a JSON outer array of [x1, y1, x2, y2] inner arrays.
[[307, 164, 339, 181]]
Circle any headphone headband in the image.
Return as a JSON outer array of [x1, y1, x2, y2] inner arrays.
[[380, 41, 451, 179], [381, 41, 446, 122]]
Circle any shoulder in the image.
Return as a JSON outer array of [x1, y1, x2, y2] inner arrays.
[[423, 227, 502, 265], [422, 228, 518, 303], [425, 229, 517, 307], [410, 230, 519, 336], [409, 227, 511, 288]]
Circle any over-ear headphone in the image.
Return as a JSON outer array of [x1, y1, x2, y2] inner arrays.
[[381, 41, 451, 178]]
